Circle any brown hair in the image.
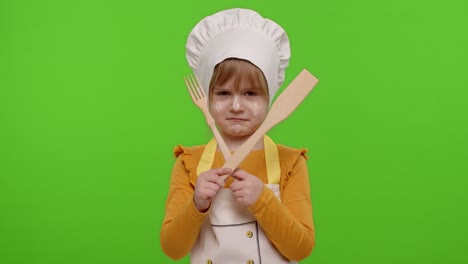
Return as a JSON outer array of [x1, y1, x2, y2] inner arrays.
[[209, 58, 269, 101]]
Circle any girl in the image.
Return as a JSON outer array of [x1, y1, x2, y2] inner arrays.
[[161, 8, 315, 263]]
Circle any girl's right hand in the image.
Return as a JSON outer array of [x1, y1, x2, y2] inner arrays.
[[193, 167, 232, 212]]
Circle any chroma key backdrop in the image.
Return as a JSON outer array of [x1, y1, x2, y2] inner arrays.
[[1, 0, 467, 263]]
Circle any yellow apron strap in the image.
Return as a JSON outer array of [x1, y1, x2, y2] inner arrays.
[[197, 138, 217, 177], [197, 136, 280, 184], [264, 135, 281, 185]]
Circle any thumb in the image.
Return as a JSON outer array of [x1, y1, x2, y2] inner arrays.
[[215, 177, 226, 188], [213, 168, 231, 187]]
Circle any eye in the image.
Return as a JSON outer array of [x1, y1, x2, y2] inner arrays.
[[216, 91, 230, 96], [245, 91, 257, 96]]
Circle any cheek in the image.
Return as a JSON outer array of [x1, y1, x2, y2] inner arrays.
[[211, 101, 227, 114], [250, 101, 268, 118], [214, 102, 223, 113]]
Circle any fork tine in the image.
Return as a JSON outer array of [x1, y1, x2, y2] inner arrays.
[[184, 76, 193, 100], [189, 74, 202, 100], [192, 75, 206, 98], [185, 75, 199, 101]]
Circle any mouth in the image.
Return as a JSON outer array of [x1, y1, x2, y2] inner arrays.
[[227, 118, 248, 122]]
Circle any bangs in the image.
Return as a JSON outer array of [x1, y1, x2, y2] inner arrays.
[[209, 58, 268, 96]]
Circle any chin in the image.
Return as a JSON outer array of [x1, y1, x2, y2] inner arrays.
[[228, 130, 254, 138]]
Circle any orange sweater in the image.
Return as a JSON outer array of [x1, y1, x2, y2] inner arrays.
[[160, 144, 315, 261]]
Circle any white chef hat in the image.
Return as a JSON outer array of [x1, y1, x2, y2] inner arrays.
[[186, 8, 291, 104]]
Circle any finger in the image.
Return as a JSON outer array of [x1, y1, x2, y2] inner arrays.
[[231, 169, 248, 181], [202, 189, 217, 200], [215, 177, 226, 188], [231, 188, 239, 198], [203, 182, 221, 193], [231, 189, 244, 199], [229, 180, 243, 192], [202, 173, 223, 184], [212, 167, 232, 176], [218, 174, 229, 184]]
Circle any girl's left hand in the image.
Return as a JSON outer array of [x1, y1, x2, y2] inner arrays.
[[229, 169, 264, 207]]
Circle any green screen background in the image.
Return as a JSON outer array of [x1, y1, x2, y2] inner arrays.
[[1, 0, 467, 263]]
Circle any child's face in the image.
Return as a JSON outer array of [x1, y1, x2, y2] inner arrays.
[[209, 77, 269, 139]]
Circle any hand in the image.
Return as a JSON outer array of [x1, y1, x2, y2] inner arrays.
[[229, 169, 264, 207], [194, 167, 231, 212]]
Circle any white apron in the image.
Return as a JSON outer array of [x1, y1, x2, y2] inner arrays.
[[190, 136, 297, 264]]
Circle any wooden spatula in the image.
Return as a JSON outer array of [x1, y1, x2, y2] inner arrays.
[[221, 69, 319, 177]]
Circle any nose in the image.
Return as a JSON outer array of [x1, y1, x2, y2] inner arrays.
[[230, 95, 244, 112]]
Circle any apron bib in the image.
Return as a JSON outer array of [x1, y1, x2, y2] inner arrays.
[[190, 136, 297, 264]]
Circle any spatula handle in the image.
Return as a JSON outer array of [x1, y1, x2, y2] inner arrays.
[[222, 121, 269, 171]]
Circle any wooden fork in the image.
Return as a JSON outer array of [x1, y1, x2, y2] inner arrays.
[[184, 74, 231, 161]]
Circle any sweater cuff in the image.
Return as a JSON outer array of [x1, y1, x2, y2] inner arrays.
[[187, 197, 210, 221], [248, 185, 275, 215]]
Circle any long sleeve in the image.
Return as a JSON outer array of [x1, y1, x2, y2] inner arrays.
[[248, 149, 315, 261], [160, 146, 208, 260], [160, 144, 315, 261]]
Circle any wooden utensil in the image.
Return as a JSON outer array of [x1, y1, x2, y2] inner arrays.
[[184, 74, 231, 160], [221, 69, 319, 178]]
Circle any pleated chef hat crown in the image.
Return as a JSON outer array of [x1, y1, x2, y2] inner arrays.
[[186, 8, 291, 104]]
